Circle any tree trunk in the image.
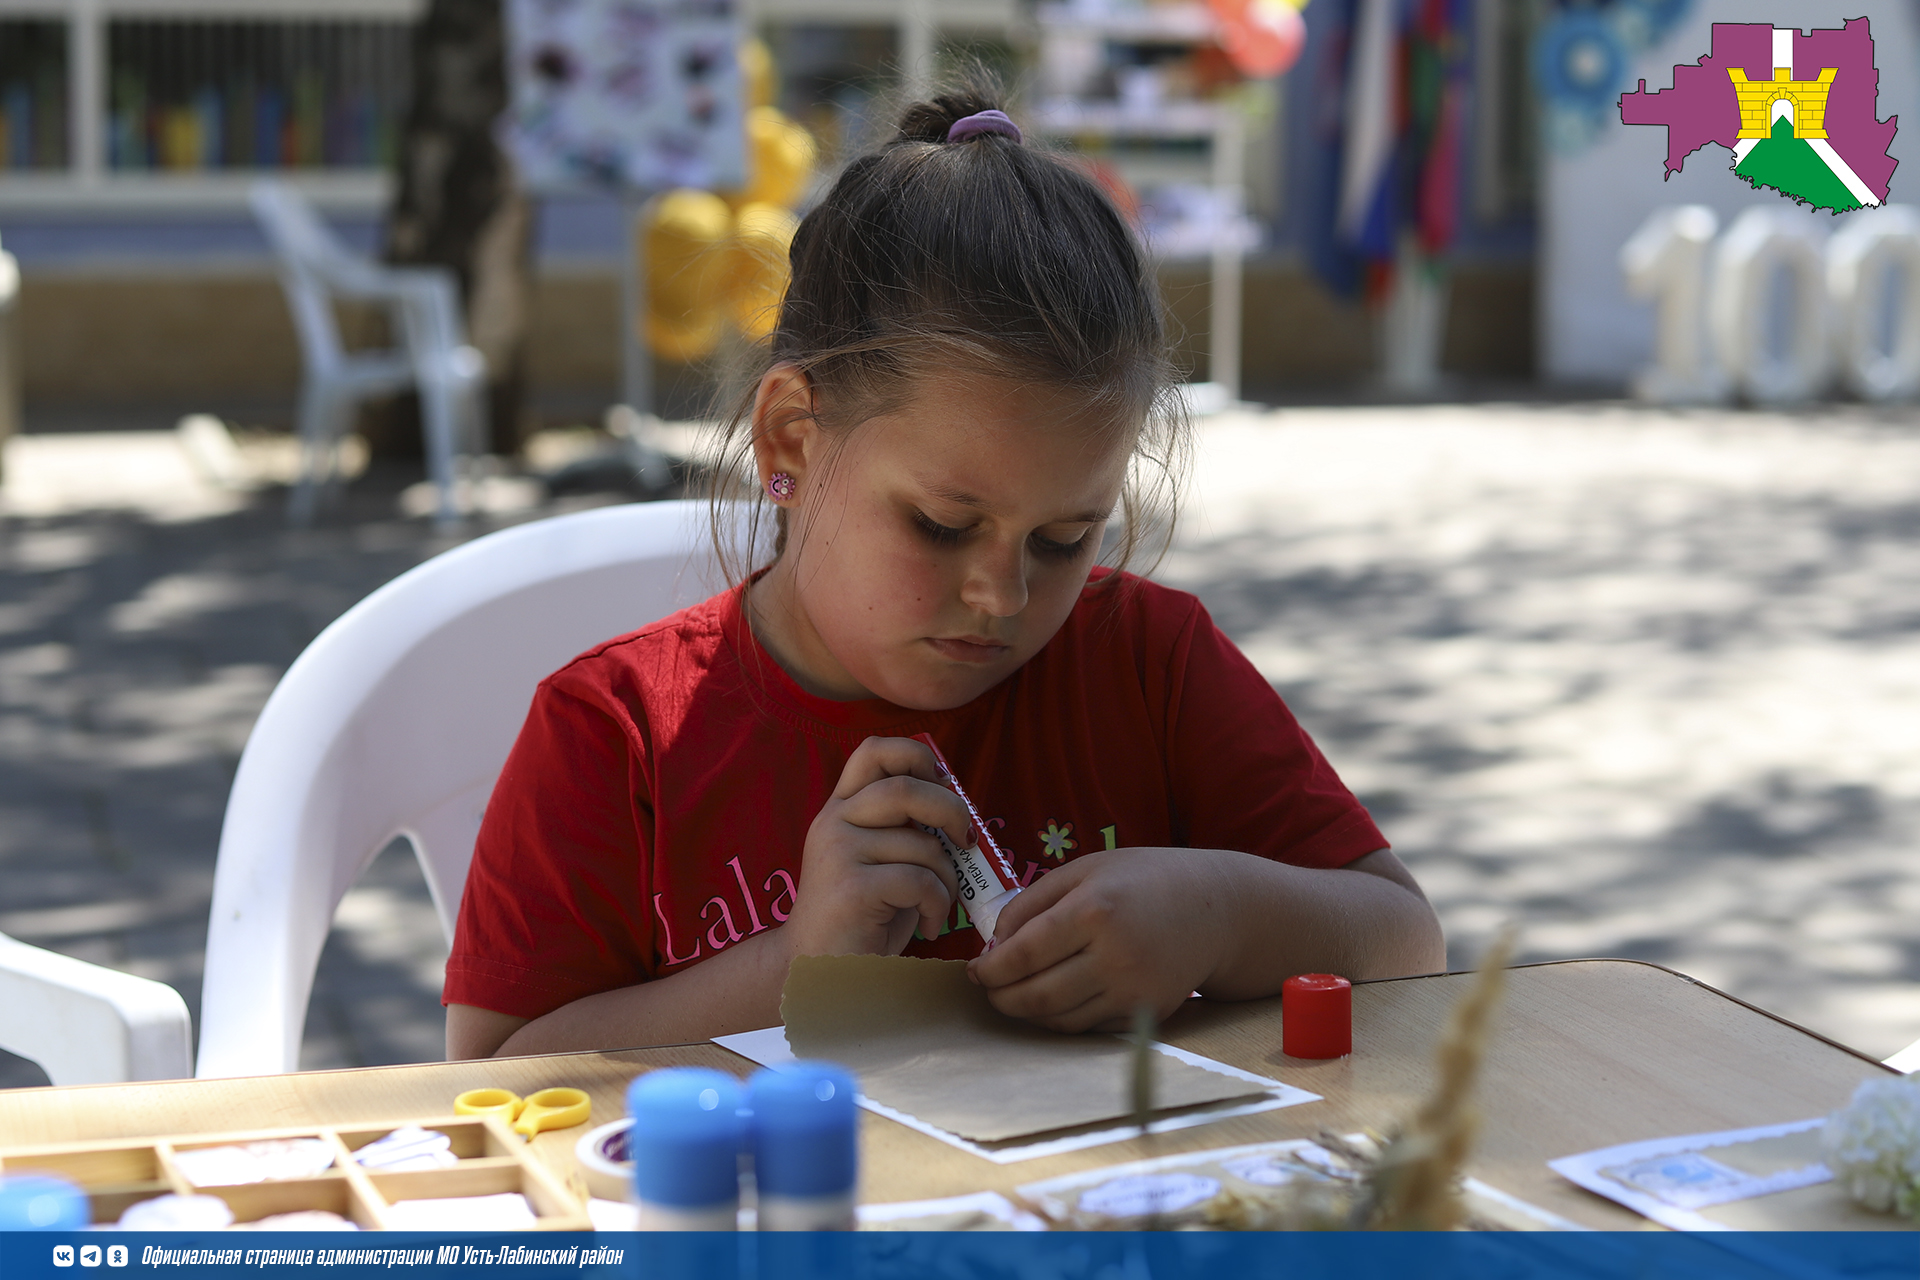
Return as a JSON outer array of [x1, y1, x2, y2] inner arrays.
[[371, 0, 532, 459]]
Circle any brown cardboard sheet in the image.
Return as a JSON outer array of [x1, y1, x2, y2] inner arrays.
[[780, 954, 1266, 1144]]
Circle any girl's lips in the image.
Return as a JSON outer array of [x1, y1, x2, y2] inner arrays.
[[927, 636, 1012, 663]]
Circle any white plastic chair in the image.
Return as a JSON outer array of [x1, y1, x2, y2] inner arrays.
[[250, 180, 487, 529], [0, 931, 193, 1085], [0, 232, 19, 475], [196, 500, 727, 1078]]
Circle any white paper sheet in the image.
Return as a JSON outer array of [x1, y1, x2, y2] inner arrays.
[[1549, 1118, 1830, 1232], [713, 1025, 1320, 1165], [857, 1191, 1047, 1230], [1017, 1137, 1590, 1231]]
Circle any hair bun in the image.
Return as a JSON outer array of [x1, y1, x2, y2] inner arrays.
[[895, 89, 1007, 145]]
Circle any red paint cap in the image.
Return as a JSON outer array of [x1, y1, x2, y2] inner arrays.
[[1282, 973, 1352, 1059]]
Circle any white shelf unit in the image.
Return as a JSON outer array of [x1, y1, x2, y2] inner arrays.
[[746, 0, 1020, 100], [1029, 2, 1245, 400], [0, 0, 1025, 214], [0, 0, 421, 212]]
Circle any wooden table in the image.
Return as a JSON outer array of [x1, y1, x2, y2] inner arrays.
[[0, 960, 1894, 1230]]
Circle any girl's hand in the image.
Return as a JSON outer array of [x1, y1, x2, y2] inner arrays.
[[782, 736, 970, 960], [964, 848, 1236, 1032]]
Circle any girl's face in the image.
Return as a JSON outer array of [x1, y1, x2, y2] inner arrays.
[[752, 368, 1135, 710]]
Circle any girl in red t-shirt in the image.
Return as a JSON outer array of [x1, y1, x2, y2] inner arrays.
[[445, 86, 1443, 1059]]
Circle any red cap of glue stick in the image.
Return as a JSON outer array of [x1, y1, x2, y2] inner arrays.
[[1282, 974, 1352, 1059]]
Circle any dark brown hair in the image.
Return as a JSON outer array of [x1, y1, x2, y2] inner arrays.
[[706, 77, 1187, 581]]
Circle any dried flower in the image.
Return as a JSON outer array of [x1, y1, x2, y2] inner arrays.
[[1823, 1075, 1920, 1219]]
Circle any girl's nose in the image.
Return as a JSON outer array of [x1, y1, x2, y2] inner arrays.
[[960, 544, 1029, 617]]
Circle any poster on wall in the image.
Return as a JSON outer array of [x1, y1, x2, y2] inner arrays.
[[500, 0, 746, 194]]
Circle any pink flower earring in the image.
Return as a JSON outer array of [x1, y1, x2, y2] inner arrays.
[[766, 472, 797, 501]]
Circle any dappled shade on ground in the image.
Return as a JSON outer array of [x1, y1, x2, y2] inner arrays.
[[3, 402, 1920, 1090]]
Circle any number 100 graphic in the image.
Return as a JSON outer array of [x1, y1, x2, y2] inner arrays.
[[1623, 204, 1920, 404]]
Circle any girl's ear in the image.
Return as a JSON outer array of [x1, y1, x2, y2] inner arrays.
[[750, 364, 819, 497]]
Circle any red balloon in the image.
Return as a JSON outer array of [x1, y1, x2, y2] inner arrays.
[[1209, 0, 1306, 78]]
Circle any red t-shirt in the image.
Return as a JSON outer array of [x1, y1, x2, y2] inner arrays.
[[444, 571, 1386, 1019]]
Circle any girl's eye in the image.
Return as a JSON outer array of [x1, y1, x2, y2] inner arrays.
[[912, 508, 1091, 560], [1030, 530, 1091, 561], [911, 510, 967, 545]]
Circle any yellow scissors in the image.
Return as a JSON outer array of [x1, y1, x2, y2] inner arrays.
[[454, 1086, 592, 1140]]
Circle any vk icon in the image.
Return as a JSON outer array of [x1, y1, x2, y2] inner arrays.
[[52, 1245, 74, 1267], [108, 1245, 129, 1267], [80, 1245, 102, 1267]]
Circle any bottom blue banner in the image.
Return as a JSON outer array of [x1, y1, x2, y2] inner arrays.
[[1, 1231, 1916, 1280]]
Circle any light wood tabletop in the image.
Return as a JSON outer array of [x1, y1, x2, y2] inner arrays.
[[0, 959, 1894, 1230]]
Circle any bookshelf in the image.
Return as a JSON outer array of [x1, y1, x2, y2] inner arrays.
[[1028, 1, 1248, 400], [0, 0, 1024, 212], [0, 0, 420, 212], [744, 0, 1018, 97]]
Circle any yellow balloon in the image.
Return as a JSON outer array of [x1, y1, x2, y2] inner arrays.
[[642, 189, 733, 360], [721, 202, 798, 341], [646, 310, 727, 363], [740, 39, 776, 111], [724, 106, 816, 212]]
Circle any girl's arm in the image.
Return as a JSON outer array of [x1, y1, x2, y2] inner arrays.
[[448, 928, 802, 1059], [448, 736, 971, 1059], [451, 844, 1440, 1056], [965, 846, 1444, 1034]]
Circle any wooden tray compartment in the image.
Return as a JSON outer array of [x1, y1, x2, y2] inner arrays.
[[169, 1130, 341, 1187], [0, 1142, 180, 1224], [335, 1117, 518, 1166], [0, 1115, 588, 1231], [366, 1155, 586, 1230], [195, 1172, 383, 1230]]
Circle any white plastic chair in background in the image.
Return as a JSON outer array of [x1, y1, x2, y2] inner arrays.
[[0, 931, 193, 1085], [196, 500, 726, 1079], [250, 180, 487, 529], [0, 232, 20, 479]]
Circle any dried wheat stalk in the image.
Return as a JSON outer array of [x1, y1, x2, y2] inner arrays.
[[1359, 926, 1518, 1230]]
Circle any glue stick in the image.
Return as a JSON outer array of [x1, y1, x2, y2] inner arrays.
[[0, 1175, 87, 1230], [747, 1062, 858, 1230], [626, 1068, 746, 1230], [911, 733, 1020, 943]]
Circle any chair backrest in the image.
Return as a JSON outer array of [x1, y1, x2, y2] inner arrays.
[[0, 235, 17, 311], [0, 931, 193, 1085], [0, 237, 19, 456], [249, 180, 381, 376], [197, 501, 727, 1079]]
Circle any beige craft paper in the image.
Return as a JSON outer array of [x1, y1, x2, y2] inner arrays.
[[780, 953, 1265, 1144]]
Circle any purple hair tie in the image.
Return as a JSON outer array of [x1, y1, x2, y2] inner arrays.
[[946, 109, 1021, 144]]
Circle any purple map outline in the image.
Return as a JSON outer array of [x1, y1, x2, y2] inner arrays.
[[1618, 19, 1897, 200]]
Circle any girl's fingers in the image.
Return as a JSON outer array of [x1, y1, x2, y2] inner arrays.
[[969, 886, 1093, 988], [845, 825, 961, 902], [1039, 995, 1125, 1035], [981, 950, 1110, 1027], [980, 854, 1089, 943], [831, 736, 947, 800], [835, 774, 972, 852], [861, 862, 957, 941]]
